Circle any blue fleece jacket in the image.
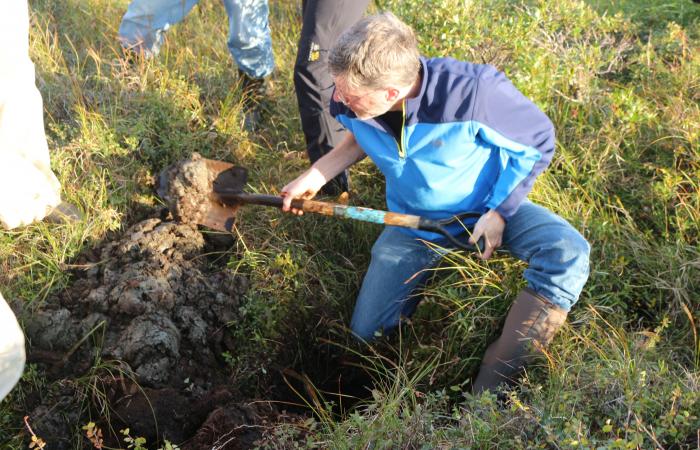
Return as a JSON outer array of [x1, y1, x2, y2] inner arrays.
[[330, 56, 555, 240]]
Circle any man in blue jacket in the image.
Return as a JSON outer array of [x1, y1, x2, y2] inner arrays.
[[281, 12, 590, 393]]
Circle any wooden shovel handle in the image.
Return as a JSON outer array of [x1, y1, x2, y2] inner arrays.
[[223, 193, 484, 252], [299, 199, 425, 228], [230, 193, 422, 228]]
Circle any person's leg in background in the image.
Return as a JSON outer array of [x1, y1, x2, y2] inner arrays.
[[223, 0, 275, 130], [472, 201, 590, 393], [350, 227, 443, 342], [0, 292, 25, 401], [118, 0, 200, 56], [294, 0, 370, 195], [224, 0, 274, 79], [0, 0, 76, 230]]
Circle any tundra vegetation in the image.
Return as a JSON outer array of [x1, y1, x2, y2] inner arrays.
[[1, 0, 698, 448]]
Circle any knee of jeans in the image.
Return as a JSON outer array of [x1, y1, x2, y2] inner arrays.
[[551, 230, 591, 303], [567, 229, 591, 275], [547, 228, 590, 270], [527, 228, 590, 302]]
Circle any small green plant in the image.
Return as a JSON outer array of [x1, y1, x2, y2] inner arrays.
[[120, 428, 181, 450], [121, 428, 147, 450], [158, 441, 181, 450]]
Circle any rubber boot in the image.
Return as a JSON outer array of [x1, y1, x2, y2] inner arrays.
[[472, 288, 567, 394]]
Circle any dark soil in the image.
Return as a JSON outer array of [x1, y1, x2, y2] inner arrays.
[[18, 218, 300, 449], [14, 154, 378, 449]]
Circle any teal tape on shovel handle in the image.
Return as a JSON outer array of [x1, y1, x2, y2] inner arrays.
[[334, 206, 386, 224]]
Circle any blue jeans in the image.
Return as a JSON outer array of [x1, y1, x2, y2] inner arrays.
[[118, 0, 275, 78], [350, 201, 591, 341]]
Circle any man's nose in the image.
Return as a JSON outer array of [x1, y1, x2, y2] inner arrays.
[[332, 88, 343, 104]]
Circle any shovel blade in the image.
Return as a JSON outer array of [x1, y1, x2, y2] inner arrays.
[[202, 198, 238, 232], [156, 156, 249, 232], [202, 159, 250, 232]]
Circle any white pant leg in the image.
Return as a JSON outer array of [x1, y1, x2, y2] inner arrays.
[[0, 0, 61, 229], [0, 292, 25, 402]]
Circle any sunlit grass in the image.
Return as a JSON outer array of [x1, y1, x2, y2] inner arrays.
[[0, 0, 698, 447]]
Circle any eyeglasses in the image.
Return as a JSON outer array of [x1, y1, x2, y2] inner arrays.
[[333, 83, 376, 105]]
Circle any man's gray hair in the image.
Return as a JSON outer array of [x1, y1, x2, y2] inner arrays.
[[328, 12, 420, 90]]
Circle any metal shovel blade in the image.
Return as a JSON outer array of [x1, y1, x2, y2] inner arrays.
[[202, 160, 248, 231]]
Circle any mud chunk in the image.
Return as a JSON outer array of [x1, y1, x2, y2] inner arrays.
[[23, 308, 80, 351], [102, 218, 205, 272], [177, 306, 209, 345], [184, 401, 276, 450], [111, 387, 201, 445], [19, 217, 280, 447], [159, 153, 215, 224], [26, 218, 244, 388], [30, 392, 82, 450], [114, 314, 181, 385], [112, 275, 176, 315], [84, 285, 110, 312]]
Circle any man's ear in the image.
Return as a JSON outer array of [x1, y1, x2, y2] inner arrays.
[[386, 87, 400, 102]]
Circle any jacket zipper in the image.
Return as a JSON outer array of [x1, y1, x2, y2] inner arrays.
[[396, 100, 406, 159]]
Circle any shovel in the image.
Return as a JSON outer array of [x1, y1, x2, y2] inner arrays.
[[158, 158, 485, 252]]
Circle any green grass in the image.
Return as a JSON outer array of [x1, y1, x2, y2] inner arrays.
[[1, 0, 698, 448]]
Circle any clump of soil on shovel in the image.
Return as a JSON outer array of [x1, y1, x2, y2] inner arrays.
[[158, 152, 215, 225], [19, 217, 301, 448]]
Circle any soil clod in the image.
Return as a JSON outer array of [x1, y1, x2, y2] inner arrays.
[[20, 217, 297, 448], [157, 153, 216, 225]]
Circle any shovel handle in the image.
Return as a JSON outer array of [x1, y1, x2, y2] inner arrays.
[[228, 193, 421, 225], [223, 193, 484, 252]]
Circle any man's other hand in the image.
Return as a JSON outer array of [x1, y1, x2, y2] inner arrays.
[[281, 168, 327, 215], [469, 209, 505, 260]]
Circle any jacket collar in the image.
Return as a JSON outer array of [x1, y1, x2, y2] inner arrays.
[[404, 56, 428, 126]]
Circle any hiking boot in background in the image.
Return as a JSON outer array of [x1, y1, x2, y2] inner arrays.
[[238, 69, 272, 132], [45, 202, 83, 225]]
